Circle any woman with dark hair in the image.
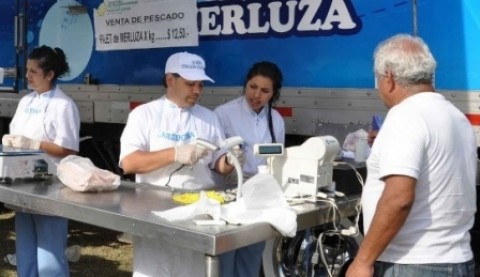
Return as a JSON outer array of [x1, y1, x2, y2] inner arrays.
[[214, 61, 285, 277], [2, 45, 80, 276]]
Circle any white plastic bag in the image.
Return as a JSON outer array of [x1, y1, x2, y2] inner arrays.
[[221, 173, 298, 237], [57, 155, 120, 192], [343, 128, 369, 152]]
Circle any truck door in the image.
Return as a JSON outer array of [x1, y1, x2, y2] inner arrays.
[[0, 0, 27, 93]]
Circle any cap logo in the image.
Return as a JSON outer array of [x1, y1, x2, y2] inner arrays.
[[165, 52, 214, 83], [181, 60, 205, 70]]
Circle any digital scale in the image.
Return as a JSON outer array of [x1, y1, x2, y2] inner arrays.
[[0, 145, 55, 183], [255, 136, 341, 202]]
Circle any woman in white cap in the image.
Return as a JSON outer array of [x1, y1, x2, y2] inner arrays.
[[215, 61, 285, 277], [119, 52, 240, 276], [2, 45, 80, 277]]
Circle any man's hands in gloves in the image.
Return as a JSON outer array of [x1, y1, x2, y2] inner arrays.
[[174, 144, 208, 165], [226, 145, 245, 167], [2, 134, 41, 150]]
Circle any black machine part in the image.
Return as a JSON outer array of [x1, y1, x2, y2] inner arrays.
[[262, 219, 362, 277]]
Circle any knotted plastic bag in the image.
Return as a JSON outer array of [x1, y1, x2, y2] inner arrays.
[[343, 128, 369, 152], [57, 155, 120, 192], [221, 173, 298, 237]]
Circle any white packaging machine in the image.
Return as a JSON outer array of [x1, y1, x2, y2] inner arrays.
[[265, 136, 341, 202]]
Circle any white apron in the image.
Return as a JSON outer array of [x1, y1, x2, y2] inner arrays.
[[8, 88, 57, 213], [133, 97, 211, 277]]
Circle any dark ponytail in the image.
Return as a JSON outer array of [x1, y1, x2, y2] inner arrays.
[[244, 61, 283, 143], [28, 45, 70, 81]]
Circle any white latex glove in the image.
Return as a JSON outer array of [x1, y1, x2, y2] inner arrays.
[[226, 145, 245, 167], [9, 135, 41, 150], [2, 134, 14, 147], [174, 144, 208, 165]]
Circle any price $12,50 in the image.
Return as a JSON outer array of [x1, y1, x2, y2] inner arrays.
[[167, 28, 187, 40]]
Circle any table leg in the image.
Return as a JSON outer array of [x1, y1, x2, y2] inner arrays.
[[205, 254, 219, 277]]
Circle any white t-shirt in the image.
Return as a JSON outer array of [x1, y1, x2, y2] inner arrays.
[[215, 96, 285, 177], [10, 86, 80, 164], [120, 97, 225, 189], [362, 92, 477, 263]]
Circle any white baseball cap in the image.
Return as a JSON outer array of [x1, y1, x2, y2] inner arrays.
[[165, 52, 214, 83]]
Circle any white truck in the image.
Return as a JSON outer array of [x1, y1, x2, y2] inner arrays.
[[0, 0, 479, 276]]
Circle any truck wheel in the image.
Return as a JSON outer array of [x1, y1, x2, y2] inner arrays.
[[262, 219, 362, 277]]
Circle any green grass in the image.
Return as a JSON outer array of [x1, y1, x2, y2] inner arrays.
[[0, 209, 133, 277]]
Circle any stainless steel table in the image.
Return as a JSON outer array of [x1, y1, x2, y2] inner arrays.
[[0, 179, 359, 276]]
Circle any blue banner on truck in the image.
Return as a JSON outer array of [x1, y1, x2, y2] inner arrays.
[[0, 0, 479, 90]]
